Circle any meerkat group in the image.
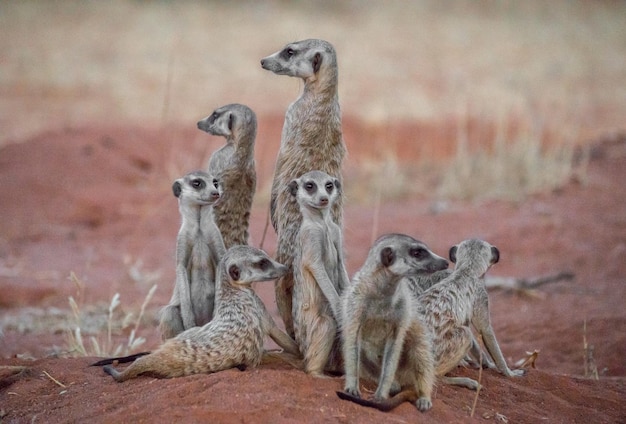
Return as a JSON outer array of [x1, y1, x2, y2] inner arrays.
[[91, 38, 527, 415]]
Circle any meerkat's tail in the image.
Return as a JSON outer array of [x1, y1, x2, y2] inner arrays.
[[90, 352, 151, 367], [336, 390, 418, 412]]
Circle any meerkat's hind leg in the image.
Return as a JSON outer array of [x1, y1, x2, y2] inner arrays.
[[103, 365, 124, 382], [302, 314, 337, 378]]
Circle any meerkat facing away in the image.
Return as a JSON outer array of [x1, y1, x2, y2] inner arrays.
[[158, 171, 226, 340], [418, 239, 525, 389], [103, 246, 300, 382], [260, 39, 346, 338], [288, 170, 350, 377], [339, 234, 449, 412], [197, 103, 257, 248]]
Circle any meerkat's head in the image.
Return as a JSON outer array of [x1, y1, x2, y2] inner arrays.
[[172, 171, 221, 207], [197, 103, 257, 142], [288, 170, 340, 212], [449, 239, 500, 277], [368, 233, 449, 277], [223, 246, 288, 286], [260, 39, 337, 83]]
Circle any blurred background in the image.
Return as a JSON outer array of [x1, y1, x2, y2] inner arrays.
[[1, 0, 625, 200]]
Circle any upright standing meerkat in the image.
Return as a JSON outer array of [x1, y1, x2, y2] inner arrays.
[[261, 39, 346, 338], [102, 246, 300, 382], [158, 171, 226, 340], [197, 103, 257, 248], [338, 234, 449, 413], [418, 238, 525, 389], [288, 170, 350, 377]]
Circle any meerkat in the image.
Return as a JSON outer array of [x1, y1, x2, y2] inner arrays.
[[338, 234, 449, 412], [418, 239, 525, 390], [288, 170, 350, 377], [260, 39, 346, 338], [158, 171, 226, 340], [197, 103, 257, 248], [102, 246, 300, 382]]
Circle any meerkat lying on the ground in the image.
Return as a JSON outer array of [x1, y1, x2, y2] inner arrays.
[[338, 234, 449, 412], [261, 39, 346, 338], [289, 170, 350, 377], [102, 246, 300, 382], [197, 103, 257, 248], [418, 238, 525, 389], [158, 171, 226, 339]]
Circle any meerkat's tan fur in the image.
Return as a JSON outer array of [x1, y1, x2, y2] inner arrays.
[[103, 246, 300, 382], [197, 103, 257, 248], [418, 238, 525, 389], [289, 170, 350, 377], [261, 39, 346, 337], [158, 171, 226, 340], [339, 234, 449, 412]]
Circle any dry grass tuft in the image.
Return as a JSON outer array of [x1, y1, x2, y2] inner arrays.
[[64, 273, 157, 358], [437, 112, 585, 201]]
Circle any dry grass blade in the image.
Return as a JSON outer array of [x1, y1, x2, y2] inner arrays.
[[514, 350, 540, 369], [42, 370, 66, 388]]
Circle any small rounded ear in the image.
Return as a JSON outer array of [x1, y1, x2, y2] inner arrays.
[[172, 181, 182, 198], [490, 246, 500, 264], [380, 246, 395, 267], [228, 264, 240, 281], [228, 112, 234, 131], [334, 178, 341, 193], [449, 246, 458, 263], [312, 52, 322, 73], [288, 180, 299, 197]]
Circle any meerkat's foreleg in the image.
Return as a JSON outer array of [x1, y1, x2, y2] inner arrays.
[[472, 300, 525, 377], [374, 327, 407, 400], [158, 304, 185, 340], [342, 320, 362, 397]]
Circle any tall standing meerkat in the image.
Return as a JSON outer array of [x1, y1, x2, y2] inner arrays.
[[418, 238, 525, 389], [197, 103, 257, 248], [288, 170, 350, 377], [158, 171, 226, 340], [338, 234, 449, 413], [103, 246, 300, 382], [261, 39, 346, 338]]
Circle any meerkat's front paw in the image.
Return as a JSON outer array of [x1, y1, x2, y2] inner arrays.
[[343, 385, 361, 398], [507, 368, 526, 377], [415, 396, 432, 412]]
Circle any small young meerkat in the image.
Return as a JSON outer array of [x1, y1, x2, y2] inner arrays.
[[197, 103, 257, 248], [418, 238, 525, 390], [339, 234, 449, 413], [102, 246, 300, 382], [261, 39, 346, 338], [158, 171, 226, 340], [289, 170, 350, 377]]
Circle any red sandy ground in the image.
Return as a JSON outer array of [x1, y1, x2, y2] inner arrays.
[[0, 124, 625, 423]]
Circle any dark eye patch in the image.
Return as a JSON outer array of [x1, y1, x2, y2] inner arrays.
[[258, 258, 271, 271], [280, 47, 296, 60], [325, 181, 334, 194], [212, 178, 219, 189], [191, 178, 206, 189], [409, 247, 428, 259], [304, 181, 317, 193]]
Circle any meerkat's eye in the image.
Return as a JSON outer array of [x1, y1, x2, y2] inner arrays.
[[304, 181, 316, 193], [281, 47, 295, 60], [212, 179, 219, 189], [258, 258, 271, 271], [191, 179, 206, 189], [325, 181, 334, 194], [409, 247, 427, 259]]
